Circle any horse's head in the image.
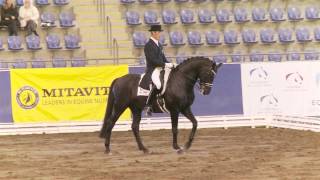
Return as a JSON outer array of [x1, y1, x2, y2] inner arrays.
[[199, 61, 222, 95]]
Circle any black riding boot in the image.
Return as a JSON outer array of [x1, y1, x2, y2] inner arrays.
[[145, 84, 157, 116]]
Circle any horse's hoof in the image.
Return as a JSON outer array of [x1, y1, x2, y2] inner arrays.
[[105, 150, 112, 155], [143, 149, 151, 154], [176, 148, 184, 154]]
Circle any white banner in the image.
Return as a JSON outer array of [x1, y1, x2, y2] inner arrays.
[[241, 61, 320, 116]]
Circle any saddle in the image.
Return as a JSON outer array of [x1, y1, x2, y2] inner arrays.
[[138, 67, 172, 96], [137, 67, 173, 113]]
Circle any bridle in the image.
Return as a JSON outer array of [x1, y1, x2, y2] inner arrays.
[[173, 66, 217, 92]]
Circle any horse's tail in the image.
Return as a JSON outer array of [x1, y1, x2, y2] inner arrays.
[[99, 78, 117, 138]]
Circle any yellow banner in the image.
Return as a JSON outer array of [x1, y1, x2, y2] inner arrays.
[[10, 65, 130, 123]]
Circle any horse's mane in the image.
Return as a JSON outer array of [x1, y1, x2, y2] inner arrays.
[[175, 56, 212, 71]]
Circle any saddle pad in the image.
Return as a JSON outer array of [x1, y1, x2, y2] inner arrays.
[[137, 74, 150, 96]]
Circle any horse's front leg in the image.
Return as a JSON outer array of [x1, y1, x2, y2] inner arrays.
[[181, 107, 198, 150], [131, 108, 149, 154], [170, 110, 182, 152]]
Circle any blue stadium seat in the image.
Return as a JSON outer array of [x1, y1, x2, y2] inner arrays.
[[174, 0, 188, 3], [176, 53, 188, 64], [216, 9, 232, 23], [205, 30, 221, 45], [242, 29, 257, 44], [159, 34, 167, 46], [65, 34, 81, 49], [52, 57, 67, 68], [46, 34, 62, 49], [304, 51, 319, 60], [231, 52, 244, 62], [16, 0, 23, 6], [31, 59, 46, 68], [120, 0, 135, 3], [234, 8, 249, 23], [8, 36, 23, 51], [180, 9, 196, 24], [12, 60, 27, 69], [53, 0, 69, 5], [252, 7, 268, 22], [139, 0, 153, 3], [250, 52, 264, 62], [36, 0, 50, 5], [287, 7, 303, 21], [187, 31, 203, 46], [126, 11, 141, 25], [268, 53, 282, 62], [296, 27, 312, 42], [138, 56, 146, 65], [162, 10, 177, 24], [278, 28, 294, 43], [192, 0, 206, 3], [144, 10, 160, 25], [305, 7, 320, 20], [169, 31, 185, 46], [224, 30, 240, 44], [198, 9, 214, 24], [59, 12, 75, 27], [286, 52, 301, 61], [213, 53, 227, 63], [260, 28, 276, 43], [26, 35, 42, 50], [314, 27, 320, 41], [269, 8, 286, 22], [157, 0, 171, 3], [71, 57, 86, 67], [0, 38, 4, 50], [41, 12, 57, 27], [132, 32, 147, 48]]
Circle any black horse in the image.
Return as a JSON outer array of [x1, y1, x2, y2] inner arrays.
[[100, 57, 222, 154]]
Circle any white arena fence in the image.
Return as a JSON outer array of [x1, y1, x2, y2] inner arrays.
[[0, 115, 319, 135]]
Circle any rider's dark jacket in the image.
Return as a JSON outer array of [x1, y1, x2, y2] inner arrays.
[[144, 38, 168, 76]]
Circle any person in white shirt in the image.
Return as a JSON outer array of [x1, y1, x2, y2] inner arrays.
[[19, 0, 39, 36]]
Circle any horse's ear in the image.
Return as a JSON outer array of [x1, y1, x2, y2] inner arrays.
[[213, 62, 223, 70]]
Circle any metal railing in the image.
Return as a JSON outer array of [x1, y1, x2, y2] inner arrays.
[[105, 16, 113, 49], [112, 38, 119, 64]]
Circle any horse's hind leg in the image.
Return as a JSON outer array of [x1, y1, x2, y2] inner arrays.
[[104, 105, 127, 154], [181, 107, 198, 150], [130, 107, 149, 154]]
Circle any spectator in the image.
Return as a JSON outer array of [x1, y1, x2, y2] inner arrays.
[[0, 0, 19, 36], [19, 0, 39, 36]]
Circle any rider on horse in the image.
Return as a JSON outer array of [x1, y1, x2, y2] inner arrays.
[[144, 25, 175, 116]]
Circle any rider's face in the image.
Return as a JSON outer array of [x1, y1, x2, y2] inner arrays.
[[151, 31, 161, 41]]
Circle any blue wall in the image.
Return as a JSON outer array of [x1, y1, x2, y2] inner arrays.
[[129, 64, 243, 116], [0, 70, 13, 123]]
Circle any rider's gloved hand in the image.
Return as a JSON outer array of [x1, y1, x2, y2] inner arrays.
[[165, 63, 174, 68]]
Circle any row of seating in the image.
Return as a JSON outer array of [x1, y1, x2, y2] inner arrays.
[[0, 57, 85, 69], [133, 27, 320, 47], [126, 7, 320, 26], [40, 11, 75, 28], [122, 0, 254, 4], [0, 34, 80, 51], [0, 0, 70, 6], [137, 52, 320, 64]]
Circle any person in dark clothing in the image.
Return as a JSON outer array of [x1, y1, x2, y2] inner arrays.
[[0, 0, 19, 36], [144, 25, 175, 116]]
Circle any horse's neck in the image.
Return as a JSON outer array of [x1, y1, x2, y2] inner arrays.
[[172, 62, 200, 89]]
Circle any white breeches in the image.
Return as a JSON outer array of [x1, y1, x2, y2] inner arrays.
[[151, 67, 162, 89]]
